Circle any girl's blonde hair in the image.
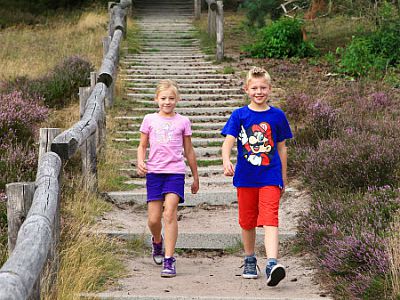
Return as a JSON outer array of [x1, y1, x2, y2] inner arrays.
[[155, 79, 180, 99], [245, 66, 272, 86]]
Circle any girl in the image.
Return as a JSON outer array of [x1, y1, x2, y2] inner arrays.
[[137, 79, 199, 277]]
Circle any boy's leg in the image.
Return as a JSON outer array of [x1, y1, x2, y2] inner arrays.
[[259, 186, 285, 286], [163, 193, 180, 257], [264, 226, 278, 258], [242, 228, 256, 256]]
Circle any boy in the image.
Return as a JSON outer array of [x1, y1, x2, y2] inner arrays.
[[221, 67, 292, 286]]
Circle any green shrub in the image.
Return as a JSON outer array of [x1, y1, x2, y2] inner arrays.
[[244, 18, 318, 58], [241, 0, 283, 28]]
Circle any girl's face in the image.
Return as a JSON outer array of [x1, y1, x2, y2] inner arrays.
[[155, 87, 179, 117], [244, 77, 271, 109]]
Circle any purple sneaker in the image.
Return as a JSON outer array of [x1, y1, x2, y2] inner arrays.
[[152, 237, 164, 265], [161, 257, 176, 277]]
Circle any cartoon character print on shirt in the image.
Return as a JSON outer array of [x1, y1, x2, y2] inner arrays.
[[238, 122, 274, 166], [155, 122, 175, 144]]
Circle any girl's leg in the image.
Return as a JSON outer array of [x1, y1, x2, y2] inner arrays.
[[163, 193, 180, 257], [242, 228, 256, 256], [147, 200, 163, 243], [264, 226, 278, 258]]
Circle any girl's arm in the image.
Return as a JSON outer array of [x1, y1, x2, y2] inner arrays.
[[277, 140, 288, 191], [222, 135, 236, 176], [183, 135, 199, 194], [137, 132, 149, 176]]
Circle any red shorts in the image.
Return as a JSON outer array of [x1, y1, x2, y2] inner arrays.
[[237, 186, 281, 229]]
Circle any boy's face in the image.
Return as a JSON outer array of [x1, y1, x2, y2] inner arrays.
[[244, 77, 271, 107], [155, 87, 179, 117]]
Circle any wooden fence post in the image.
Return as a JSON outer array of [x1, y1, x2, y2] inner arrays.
[[194, 0, 201, 19], [216, 0, 224, 62], [207, 3, 216, 38], [6, 182, 39, 299], [38, 128, 62, 161]]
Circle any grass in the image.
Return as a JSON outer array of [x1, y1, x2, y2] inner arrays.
[[0, 9, 108, 80], [387, 213, 400, 299], [43, 176, 124, 299]]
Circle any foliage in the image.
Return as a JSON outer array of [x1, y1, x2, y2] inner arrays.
[[0, 198, 7, 266], [298, 187, 400, 298], [241, 0, 283, 28], [337, 4, 400, 78], [244, 18, 318, 58], [2, 56, 93, 108]]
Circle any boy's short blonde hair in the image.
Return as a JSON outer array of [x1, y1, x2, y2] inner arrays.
[[245, 67, 272, 86], [155, 79, 180, 99]]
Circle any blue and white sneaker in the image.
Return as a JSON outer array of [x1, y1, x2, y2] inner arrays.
[[266, 263, 286, 286], [242, 255, 258, 279]]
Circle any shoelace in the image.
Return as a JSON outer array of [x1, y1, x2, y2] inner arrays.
[[153, 243, 163, 256], [239, 263, 261, 273], [163, 258, 175, 269]]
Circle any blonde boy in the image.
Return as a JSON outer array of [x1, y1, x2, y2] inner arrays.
[[221, 67, 292, 286]]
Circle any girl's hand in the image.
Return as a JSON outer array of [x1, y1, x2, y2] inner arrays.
[[137, 161, 147, 177], [223, 160, 234, 177], [191, 178, 199, 194]]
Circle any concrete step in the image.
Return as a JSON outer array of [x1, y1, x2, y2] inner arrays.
[[124, 65, 220, 71], [115, 115, 229, 122], [124, 146, 235, 157], [119, 166, 225, 178], [106, 189, 236, 206], [127, 87, 242, 94], [124, 176, 232, 187], [113, 137, 225, 146], [116, 130, 221, 138], [123, 106, 238, 115], [127, 94, 243, 102]]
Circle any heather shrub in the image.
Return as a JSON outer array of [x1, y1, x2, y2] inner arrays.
[[2, 55, 93, 108], [0, 197, 7, 266], [244, 18, 318, 58], [303, 130, 400, 192], [0, 141, 38, 190], [298, 187, 400, 298], [0, 91, 48, 144]]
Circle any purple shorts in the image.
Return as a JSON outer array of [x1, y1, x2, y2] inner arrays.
[[146, 173, 185, 203]]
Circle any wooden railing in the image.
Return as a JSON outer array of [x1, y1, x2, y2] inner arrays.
[[0, 1, 131, 299], [194, 0, 224, 61]]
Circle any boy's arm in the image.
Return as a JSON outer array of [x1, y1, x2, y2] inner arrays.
[[277, 141, 288, 189], [137, 132, 149, 176], [222, 135, 236, 176], [183, 135, 199, 194]]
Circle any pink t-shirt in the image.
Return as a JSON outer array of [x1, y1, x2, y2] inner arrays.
[[140, 113, 192, 174]]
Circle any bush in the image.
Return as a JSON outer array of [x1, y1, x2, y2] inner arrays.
[[2, 55, 93, 108], [298, 187, 400, 299], [241, 0, 283, 28], [303, 130, 400, 192], [244, 18, 318, 58], [0, 91, 48, 144]]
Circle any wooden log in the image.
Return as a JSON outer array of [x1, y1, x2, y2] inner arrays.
[[98, 29, 123, 87], [51, 83, 107, 160], [108, 2, 117, 37], [119, 0, 132, 9], [216, 0, 224, 62], [207, 2, 217, 38], [0, 152, 61, 300], [38, 128, 62, 165], [194, 0, 201, 19], [6, 183, 35, 254], [79, 86, 91, 119], [111, 5, 126, 36], [206, 0, 218, 10]]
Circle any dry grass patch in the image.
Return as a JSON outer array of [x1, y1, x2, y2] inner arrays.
[[0, 10, 107, 79], [387, 213, 400, 299]]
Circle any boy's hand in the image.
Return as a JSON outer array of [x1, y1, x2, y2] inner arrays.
[[223, 160, 234, 176], [191, 178, 199, 194], [137, 161, 147, 177]]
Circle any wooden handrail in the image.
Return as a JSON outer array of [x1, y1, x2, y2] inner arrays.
[[1, 1, 132, 299], [201, 0, 224, 61]]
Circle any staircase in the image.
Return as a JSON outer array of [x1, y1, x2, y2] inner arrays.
[[92, 0, 330, 299]]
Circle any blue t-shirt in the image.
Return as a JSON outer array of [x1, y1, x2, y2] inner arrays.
[[221, 105, 293, 188]]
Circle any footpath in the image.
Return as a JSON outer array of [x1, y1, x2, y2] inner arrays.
[[92, 0, 332, 299]]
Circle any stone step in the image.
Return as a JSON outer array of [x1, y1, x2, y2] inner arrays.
[[123, 74, 230, 80], [124, 176, 232, 188], [113, 137, 225, 146], [128, 87, 242, 94], [115, 115, 229, 122], [124, 146, 235, 157], [124, 65, 220, 71], [127, 94, 243, 101], [106, 189, 236, 206], [123, 60, 213, 65], [130, 99, 243, 107], [116, 130, 221, 138], [123, 78, 237, 84], [124, 54, 211, 59], [119, 166, 225, 178], [124, 106, 238, 115], [126, 69, 219, 75]]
